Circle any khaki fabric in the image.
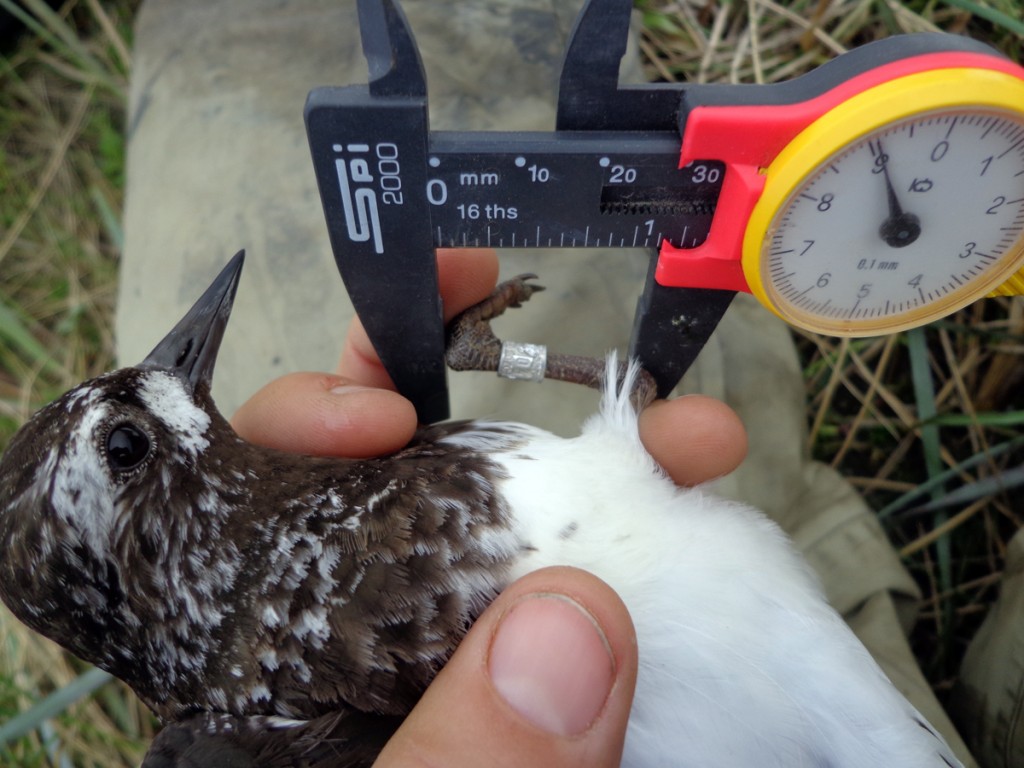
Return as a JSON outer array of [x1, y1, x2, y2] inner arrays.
[[120, 1, 976, 763], [952, 528, 1024, 767]]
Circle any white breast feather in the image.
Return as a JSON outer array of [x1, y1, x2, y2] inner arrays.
[[491, 353, 961, 768]]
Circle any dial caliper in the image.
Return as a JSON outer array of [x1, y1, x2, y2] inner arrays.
[[306, 0, 1024, 422]]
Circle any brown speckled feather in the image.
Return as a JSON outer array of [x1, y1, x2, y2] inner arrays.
[[0, 373, 527, 727]]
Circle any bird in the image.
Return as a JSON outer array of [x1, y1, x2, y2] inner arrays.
[[0, 250, 962, 767]]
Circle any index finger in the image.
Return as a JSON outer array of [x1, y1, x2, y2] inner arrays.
[[338, 248, 500, 387]]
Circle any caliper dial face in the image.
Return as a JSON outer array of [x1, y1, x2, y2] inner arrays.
[[761, 108, 1024, 335]]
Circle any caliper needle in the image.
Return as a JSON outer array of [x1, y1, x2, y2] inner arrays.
[[876, 140, 922, 248]]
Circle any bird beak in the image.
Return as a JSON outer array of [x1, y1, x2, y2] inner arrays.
[[140, 250, 245, 392]]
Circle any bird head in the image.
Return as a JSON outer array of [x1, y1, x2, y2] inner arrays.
[[0, 252, 249, 703]]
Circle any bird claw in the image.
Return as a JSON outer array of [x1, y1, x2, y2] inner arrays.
[[469, 274, 545, 319]]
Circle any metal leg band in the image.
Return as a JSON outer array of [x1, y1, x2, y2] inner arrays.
[[498, 341, 547, 382]]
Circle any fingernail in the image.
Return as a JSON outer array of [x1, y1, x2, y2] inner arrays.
[[488, 593, 615, 736], [328, 384, 373, 396]]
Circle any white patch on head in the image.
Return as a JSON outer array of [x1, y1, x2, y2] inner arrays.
[[136, 371, 211, 455], [43, 390, 119, 555], [62, 383, 102, 413]]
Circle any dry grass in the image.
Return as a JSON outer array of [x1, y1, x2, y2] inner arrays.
[[0, 0, 127, 429], [0, 0, 1021, 764], [0, 2, 146, 764]]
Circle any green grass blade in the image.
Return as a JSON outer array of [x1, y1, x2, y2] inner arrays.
[[90, 187, 124, 252], [902, 464, 1024, 515], [924, 410, 1024, 428], [0, 299, 59, 376], [0, 0, 122, 95], [0, 667, 113, 748], [940, 0, 1024, 38], [878, 434, 1024, 518], [906, 327, 951, 592], [873, 0, 902, 34]]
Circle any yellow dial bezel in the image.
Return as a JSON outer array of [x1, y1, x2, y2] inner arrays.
[[741, 67, 1024, 335]]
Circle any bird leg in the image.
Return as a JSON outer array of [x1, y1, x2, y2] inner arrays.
[[445, 274, 542, 372], [445, 274, 658, 410]]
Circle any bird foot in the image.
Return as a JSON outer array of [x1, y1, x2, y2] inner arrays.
[[445, 274, 544, 373], [445, 275, 658, 411]]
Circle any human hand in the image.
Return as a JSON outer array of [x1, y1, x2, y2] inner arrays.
[[230, 248, 748, 766], [372, 564, 637, 768]]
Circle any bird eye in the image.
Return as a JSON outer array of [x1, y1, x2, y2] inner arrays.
[[106, 423, 151, 473]]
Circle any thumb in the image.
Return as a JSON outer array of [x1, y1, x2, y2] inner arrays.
[[374, 567, 638, 768]]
